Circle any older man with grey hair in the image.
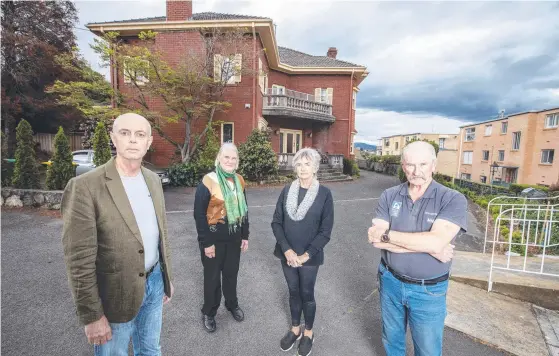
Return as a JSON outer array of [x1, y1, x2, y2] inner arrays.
[[368, 140, 467, 356], [62, 113, 174, 355]]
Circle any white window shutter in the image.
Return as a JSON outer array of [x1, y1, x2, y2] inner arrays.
[[234, 54, 242, 83], [213, 54, 222, 82], [327, 88, 333, 104], [314, 88, 321, 102]]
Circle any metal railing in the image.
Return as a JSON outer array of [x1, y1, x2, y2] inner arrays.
[[488, 202, 559, 292], [263, 88, 333, 115]]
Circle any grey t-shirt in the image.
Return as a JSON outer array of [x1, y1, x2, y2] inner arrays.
[[374, 180, 467, 279], [121, 173, 160, 271]]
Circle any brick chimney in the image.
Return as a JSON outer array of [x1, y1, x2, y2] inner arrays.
[[327, 47, 338, 59], [166, 0, 192, 21]]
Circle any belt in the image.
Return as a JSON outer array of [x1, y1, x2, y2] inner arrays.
[[146, 261, 159, 279], [381, 259, 449, 285]]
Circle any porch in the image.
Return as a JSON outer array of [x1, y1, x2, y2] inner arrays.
[[262, 88, 335, 123]]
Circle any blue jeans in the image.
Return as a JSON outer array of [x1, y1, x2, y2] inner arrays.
[[378, 262, 449, 356], [94, 263, 165, 356]]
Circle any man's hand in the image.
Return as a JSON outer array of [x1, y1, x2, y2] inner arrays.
[[284, 249, 301, 268], [204, 245, 216, 258], [368, 225, 385, 244], [163, 282, 174, 304], [241, 239, 249, 252], [430, 244, 455, 263], [85, 315, 112, 346], [297, 252, 310, 265]]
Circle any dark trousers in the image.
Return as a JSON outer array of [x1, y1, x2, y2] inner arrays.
[[281, 260, 320, 330], [200, 239, 242, 317]]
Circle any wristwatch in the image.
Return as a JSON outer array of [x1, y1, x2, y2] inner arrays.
[[380, 229, 390, 243]]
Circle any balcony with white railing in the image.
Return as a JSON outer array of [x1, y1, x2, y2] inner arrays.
[[262, 88, 335, 123]]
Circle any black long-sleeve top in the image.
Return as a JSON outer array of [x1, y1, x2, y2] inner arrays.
[[193, 174, 249, 248], [271, 184, 334, 266]]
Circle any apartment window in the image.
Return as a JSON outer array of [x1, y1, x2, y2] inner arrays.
[[541, 149, 555, 164], [482, 150, 489, 161], [512, 131, 521, 150], [221, 123, 234, 144], [214, 54, 242, 84], [465, 127, 476, 141], [463, 151, 473, 164], [439, 138, 445, 149], [461, 173, 471, 180], [485, 124, 492, 136], [498, 150, 505, 161], [395, 142, 399, 150], [545, 113, 559, 128], [315, 88, 333, 104], [501, 121, 508, 133], [385, 139, 390, 147], [480, 175, 487, 184]]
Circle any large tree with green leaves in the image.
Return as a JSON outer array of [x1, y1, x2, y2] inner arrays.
[[46, 127, 74, 190], [51, 27, 261, 163], [1, 1, 79, 152], [12, 119, 40, 188]]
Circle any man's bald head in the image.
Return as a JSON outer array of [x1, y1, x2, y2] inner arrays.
[[113, 113, 152, 137], [402, 141, 436, 163]]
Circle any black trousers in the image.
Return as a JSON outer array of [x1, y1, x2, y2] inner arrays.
[[281, 260, 320, 330], [200, 239, 242, 317]]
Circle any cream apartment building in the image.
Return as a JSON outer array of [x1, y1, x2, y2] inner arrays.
[[457, 107, 559, 187], [378, 133, 460, 177]]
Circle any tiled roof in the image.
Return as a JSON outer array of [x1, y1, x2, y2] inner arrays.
[[278, 46, 361, 68], [88, 12, 269, 25]]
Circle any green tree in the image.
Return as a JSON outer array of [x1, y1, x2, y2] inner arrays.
[[92, 121, 112, 167], [1, 131, 13, 186], [238, 129, 278, 182], [193, 123, 221, 173], [12, 119, 40, 188], [45, 127, 75, 190]]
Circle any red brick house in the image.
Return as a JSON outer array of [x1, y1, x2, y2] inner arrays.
[[87, 0, 368, 168]]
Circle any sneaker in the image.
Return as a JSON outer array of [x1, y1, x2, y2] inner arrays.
[[297, 334, 314, 356], [280, 328, 302, 351]]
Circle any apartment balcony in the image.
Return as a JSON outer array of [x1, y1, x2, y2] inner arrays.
[[262, 88, 335, 123]]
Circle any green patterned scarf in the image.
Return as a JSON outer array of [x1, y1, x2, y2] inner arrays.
[[216, 163, 248, 232]]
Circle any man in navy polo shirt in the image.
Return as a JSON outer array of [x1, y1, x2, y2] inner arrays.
[[368, 141, 467, 356]]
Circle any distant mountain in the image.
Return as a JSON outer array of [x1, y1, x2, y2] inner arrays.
[[355, 142, 377, 151]]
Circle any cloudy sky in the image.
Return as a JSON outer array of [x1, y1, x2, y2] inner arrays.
[[75, 0, 559, 144]]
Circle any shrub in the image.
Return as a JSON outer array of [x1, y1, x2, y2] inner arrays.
[[238, 129, 278, 182], [12, 120, 40, 189], [92, 121, 112, 167], [343, 157, 360, 177], [1, 131, 13, 186], [379, 155, 400, 164], [192, 124, 220, 175], [397, 167, 407, 183], [46, 127, 75, 190], [510, 183, 549, 195], [168, 162, 200, 187]]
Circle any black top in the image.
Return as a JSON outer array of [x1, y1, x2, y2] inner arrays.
[[193, 182, 249, 247], [271, 184, 334, 266]]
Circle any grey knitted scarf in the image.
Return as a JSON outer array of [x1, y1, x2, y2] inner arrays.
[[286, 178, 320, 221]]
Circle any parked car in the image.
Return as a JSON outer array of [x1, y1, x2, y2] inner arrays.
[[70, 150, 170, 186]]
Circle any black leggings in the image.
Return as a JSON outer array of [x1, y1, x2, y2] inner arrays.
[[281, 260, 320, 330]]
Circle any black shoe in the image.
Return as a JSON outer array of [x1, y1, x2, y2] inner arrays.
[[297, 334, 314, 356], [280, 328, 302, 352], [227, 306, 244, 322], [202, 314, 216, 333]]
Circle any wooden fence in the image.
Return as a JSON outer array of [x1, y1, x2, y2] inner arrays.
[[34, 133, 83, 153]]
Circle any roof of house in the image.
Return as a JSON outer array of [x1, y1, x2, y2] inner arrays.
[[459, 106, 559, 128], [278, 46, 359, 68], [87, 13, 364, 69], [380, 132, 459, 139], [87, 12, 269, 25]]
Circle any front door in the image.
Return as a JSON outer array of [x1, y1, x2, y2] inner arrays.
[[279, 129, 302, 154]]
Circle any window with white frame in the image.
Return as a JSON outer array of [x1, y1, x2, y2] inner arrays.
[[315, 88, 333, 104], [221, 123, 234, 144], [512, 131, 521, 150], [485, 124, 492, 136], [480, 175, 487, 184], [214, 54, 242, 84], [498, 150, 505, 161], [350, 134, 355, 154], [465, 127, 475, 141], [463, 151, 473, 164], [439, 138, 446, 149], [545, 113, 559, 128], [123, 57, 150, 85], [541, 149, 554, 164], [482, 150, 489, 161], [501, 121, 508, 133], [461, 173, 471, 180], [258, 58, 266, 91]]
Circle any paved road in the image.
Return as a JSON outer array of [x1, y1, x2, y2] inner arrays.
[[1, 171, 506, 355]]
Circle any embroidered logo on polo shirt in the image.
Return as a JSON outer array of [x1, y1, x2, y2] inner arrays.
[[391, 201, 402, 217]]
